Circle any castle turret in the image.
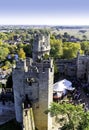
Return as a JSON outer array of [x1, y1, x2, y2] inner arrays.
[[32, 33, 50, 62]]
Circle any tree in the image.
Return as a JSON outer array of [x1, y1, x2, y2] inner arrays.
[[50, 39, 63, 59], [23, 44, 32, 57], [63, 32, 70, 39], [48, 102, 89, 130], [7, 32, 14, 40], [82, 35, 87, 40], [0, 32, 8, 41], [18, 48, 26, 59], [43, 54, 49, 60], [81, 41, 89, 54], [17, 43, 24, 49], [5, 61, 12, 68], [0, 39, 3, 45], [21, 33, 27, 41], [8, 45, 17, 54], [0, 47, 9, 61], [62, 42, 83, 59], [62, 32, 70, 42]]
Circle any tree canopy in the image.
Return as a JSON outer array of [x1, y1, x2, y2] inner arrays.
[[48, 102, 89, 130], [18, 48, 26, 59], [0, 46, 9, 61], [50, 36, 84, 59], [62, 42, 83, 59], [50, 39, 63, 59]]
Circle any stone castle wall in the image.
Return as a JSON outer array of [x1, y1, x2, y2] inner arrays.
[[12, 33, 54, 130]]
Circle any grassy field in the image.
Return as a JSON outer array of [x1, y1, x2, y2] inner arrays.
[[59, 29, 89, 40], [51, 28, 89, 40], [0, 119, 22, 130]]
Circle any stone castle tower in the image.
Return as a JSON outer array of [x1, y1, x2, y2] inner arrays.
[[33, 33, 50, 61], [77, 51, 89, 81], [12, 33, 54, 130]]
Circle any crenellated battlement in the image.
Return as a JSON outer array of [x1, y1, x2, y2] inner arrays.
[[32, 59, 53, 69]]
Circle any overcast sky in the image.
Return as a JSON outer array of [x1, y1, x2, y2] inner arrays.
[[0, 0, 89, 25]]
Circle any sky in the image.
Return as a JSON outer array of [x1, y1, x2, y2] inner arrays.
[[0, 0, 89, 25]]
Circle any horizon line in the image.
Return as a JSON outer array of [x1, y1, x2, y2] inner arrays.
[[0, 24, 89, 26]]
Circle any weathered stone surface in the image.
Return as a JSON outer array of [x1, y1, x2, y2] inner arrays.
[[12, 33, 54, 130]]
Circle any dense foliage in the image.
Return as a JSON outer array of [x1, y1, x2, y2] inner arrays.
[[0, 28, 89, 70], [48, 102, 89, 130], [50, 35, 84, 59]]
